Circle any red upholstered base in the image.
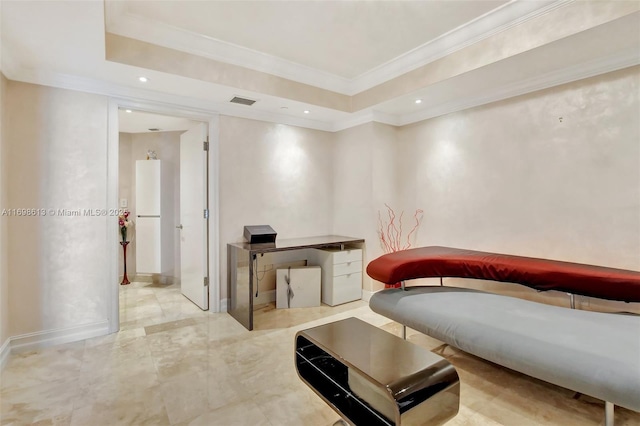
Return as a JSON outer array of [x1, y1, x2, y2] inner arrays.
[[366, 246, 640, 303]]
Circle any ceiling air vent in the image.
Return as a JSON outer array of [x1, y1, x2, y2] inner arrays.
[[230, 96, 257, 106]]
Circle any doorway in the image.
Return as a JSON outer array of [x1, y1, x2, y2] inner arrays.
[[107, 101, 219, 333]]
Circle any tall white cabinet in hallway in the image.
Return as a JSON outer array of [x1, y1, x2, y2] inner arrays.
[[135, 160, 172, 275]]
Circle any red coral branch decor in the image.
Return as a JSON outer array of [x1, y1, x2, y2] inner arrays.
[[377, 204, 424, 288]]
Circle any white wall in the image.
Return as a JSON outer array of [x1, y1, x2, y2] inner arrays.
[[332, 122, 399, 292], [125, 67, 640, 306], [0, 73, 9, 353], [396, 66, 640, 310], [398, 66, 639, 268], [330, 67, 639, 305], [5, 81, 110, 337], [118, 131, 183, 282], [1, 66, 637, 345], [218, 116, 334, 299]]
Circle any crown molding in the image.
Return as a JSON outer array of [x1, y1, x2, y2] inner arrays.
[[331, 110, 400, 132], [398, 48, 640, 127], [4, 46, 636, 134], [330, 110, 375, 132], [4, 67, 337, 132], [350, 0, 572, 94], [105, 2, 352, 95], [105, 0, 571, 96]]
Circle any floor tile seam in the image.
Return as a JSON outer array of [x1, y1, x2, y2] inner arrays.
[[73, 369, 160, 399], [0, 359, 84, 390], [145, 328, 212, 353], [213, 397, 277, 426], [0, 405, 74, 426], [81, 331, 148, 354], [0, 372, 83, 400], [153, 288, 184, 316], [468, 396, 552, 424], [68, 390, 171, 426], [143, 318, 199, 336], [160, 373, 256, 426]]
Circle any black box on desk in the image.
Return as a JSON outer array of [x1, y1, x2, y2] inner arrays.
[[243, 225, 277, 244]]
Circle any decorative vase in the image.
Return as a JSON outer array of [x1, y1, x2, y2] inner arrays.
[[120, 241, 130, 285]]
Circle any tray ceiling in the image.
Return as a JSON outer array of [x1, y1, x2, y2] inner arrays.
[[2, 1, 638, 132], [114, 0, 508, 79]]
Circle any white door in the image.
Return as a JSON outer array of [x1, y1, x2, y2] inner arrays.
[[179, 123, 209, 310]]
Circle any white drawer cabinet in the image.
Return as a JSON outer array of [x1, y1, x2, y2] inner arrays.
[[309, 248, 362, 306]]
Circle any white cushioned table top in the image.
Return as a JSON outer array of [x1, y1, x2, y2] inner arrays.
[[369, 286, 640, 411]]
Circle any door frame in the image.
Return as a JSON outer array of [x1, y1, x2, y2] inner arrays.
[[107, 98, 220, 333]]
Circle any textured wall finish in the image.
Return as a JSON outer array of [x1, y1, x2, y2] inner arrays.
[[0, 73, 9, 348], [2, 64, 637, 342], [6, 81, 109, 336], [218, 116, 334, 299], [396, 66, 640, 311], [332, 122, 399, 292]]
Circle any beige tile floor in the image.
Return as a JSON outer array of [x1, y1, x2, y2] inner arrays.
[[1, 281, 639, 425]]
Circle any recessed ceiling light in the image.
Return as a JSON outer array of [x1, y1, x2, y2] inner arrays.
[[304, 110, 310, 114], [125, 109, 132, 113], [139, 77, 148, 83], [415, 99, 422, 104]]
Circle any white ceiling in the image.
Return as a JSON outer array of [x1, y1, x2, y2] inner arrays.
[[1, 1, 638, 132], [119, 0, 507, 79], [118, 109, 201, 134]]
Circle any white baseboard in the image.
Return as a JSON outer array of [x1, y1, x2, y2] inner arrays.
[[361, 289, 380, 303], [133, 274, 178, 285], [219, 298, 228, 312], [0, 337, 10, 371], [8, 320, 110, 354], [132, 274, 154, 282]]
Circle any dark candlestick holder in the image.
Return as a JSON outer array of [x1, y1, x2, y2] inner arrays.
[[120, 241, 130, 285]]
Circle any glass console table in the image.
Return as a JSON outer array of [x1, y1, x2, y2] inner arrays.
[[227, 235, 364, 330]]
